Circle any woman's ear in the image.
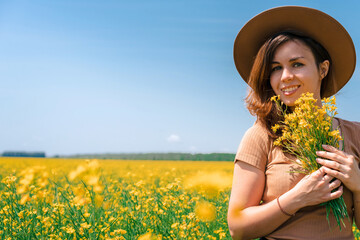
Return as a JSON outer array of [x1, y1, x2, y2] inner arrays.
[[319, 60, 330, 79]]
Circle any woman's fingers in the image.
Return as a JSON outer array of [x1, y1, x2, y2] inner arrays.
[[316, 151, 346, 165], [321, 166, 345, 180], [295, 167, 343, 206], [315, 168, 342, 200], [329, 185, 343, 199], [321, 173, 333, 183], [310, 168, 324, 179], [317, 145, 353, 165], [316, 144, 353, 166], [316, 158, 342, 171], [322, 144, 348, 158], [316, 145, 359, 191], [328, 179, 341, 190]]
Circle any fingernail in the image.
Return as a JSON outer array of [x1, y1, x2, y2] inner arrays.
[[316, 158, 321, 162], [322, 144, 329, 149]]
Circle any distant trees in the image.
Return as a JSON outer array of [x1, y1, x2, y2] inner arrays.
[[63, 153, 235, 161], [0, 151, 235, 161], [2, 151, 46, 158]]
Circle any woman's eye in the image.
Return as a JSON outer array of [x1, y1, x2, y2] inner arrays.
[[293, 62, 304, 67], [271, 66, 282, 72]]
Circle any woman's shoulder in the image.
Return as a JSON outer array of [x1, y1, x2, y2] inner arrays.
[[338, 118, 360, 128], [235, 120, 271, 171], [338, 117, 360, 134], [244, 120, 270, 140], [337, 117, 360, 159], [239, 121, 272, 151]]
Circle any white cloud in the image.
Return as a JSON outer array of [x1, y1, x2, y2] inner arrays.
[[167, 134, 180, 143]]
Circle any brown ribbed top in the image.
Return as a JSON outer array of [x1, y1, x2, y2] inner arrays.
[[235, 118, 360, 239]]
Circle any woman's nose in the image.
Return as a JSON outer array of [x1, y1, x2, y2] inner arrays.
[[281, 68, 294, 82]]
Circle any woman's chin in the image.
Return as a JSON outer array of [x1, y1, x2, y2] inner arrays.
[[279, 97, 296, 107], [284, 102, 295, 108]]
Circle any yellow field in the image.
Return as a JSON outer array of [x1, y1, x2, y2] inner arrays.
[[0, 157, 234, 239], [0, 157, 358, 240]]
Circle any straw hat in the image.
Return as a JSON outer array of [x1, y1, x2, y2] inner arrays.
[[233, 6, 356, 97]]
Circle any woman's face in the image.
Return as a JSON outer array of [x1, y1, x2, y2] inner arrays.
[[270, 40, 329, 107]]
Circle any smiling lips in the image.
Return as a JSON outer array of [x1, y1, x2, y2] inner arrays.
[[281, 85, 300, 96]]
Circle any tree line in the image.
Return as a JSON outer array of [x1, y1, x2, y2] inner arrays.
[[59, 153, 236, 161]]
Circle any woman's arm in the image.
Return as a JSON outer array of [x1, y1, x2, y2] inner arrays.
[[227, 161, 293, 239], [227, 160, 343, 240]]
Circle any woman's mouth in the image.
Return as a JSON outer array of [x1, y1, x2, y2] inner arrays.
[[281, 85, 300, 96]]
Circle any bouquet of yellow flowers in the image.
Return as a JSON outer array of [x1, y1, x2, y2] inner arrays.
[[271, 92, 348, 229]]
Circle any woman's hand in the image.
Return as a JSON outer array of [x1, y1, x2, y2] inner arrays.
[[290, 167, 343, 208], [316, 144, 360, 194]]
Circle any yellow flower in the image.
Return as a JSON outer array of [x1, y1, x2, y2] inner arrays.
[[94, 195, 104, 207], [171, 222, 179, 228], [115, 229, 127, 235], [270, 95, 279, 102], [195, 201, 216, 221], [330, 96, 336, 105], [67, 228, 75, 234], [80, 222, 91, 229], [17, 211, 25, 219], [87, 159, 100, 170], [17, 185, 28, 194], [299, 119, 308, 128], [19, 194, 31, 205], [184, 171, 232, 198], [271, 93, 346, 228], [271, 124, 280, 133], [68, 165, 86, 181], [322, 97, 331, 104], [93, 184, 103, 193], [137, 232, 161, 240], [329, 129, 340, 137], [86, 175, 99, 186]]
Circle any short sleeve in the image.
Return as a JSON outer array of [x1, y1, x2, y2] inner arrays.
[[234, 121, 270, 172], [340, 118, 360, 162]]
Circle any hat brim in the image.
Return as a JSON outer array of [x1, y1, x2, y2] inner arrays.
[[234, 6, 356, 98]]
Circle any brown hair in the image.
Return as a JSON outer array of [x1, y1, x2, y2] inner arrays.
[[245, 31, 332, 138]]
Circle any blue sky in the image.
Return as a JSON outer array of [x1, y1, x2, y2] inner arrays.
[[1, 0, 360, 156]]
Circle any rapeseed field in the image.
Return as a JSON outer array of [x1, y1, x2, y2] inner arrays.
[[0, 158, 233, 239], [0, 157, 359, 239]]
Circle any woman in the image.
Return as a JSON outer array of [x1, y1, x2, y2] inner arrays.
[[227, 6, 360, 240]]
